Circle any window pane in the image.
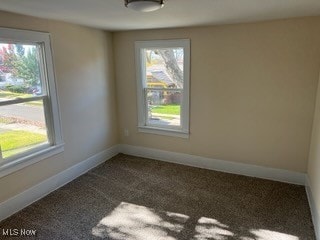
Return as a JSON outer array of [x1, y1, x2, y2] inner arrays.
[[145, 48, 184, 89], [146, 89, 181, 127], [0, 100, 48, 159], [0, 43, 43, 102]]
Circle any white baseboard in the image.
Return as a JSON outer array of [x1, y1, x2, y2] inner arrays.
[[0, 143, 308, 225], [0, 145, 120, 222], [306, 176, 320, 240], [119, 144, 306, 185]]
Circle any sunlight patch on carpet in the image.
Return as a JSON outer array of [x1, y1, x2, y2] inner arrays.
[[92, 202, 189, 240], [92, 202, 299, 240], [193, 217, 233, 240], [250, 229, 299, 240]]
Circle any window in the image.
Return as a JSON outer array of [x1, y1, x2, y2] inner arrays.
[[135, 39, 190, 138], [0, 28, 63, 177]]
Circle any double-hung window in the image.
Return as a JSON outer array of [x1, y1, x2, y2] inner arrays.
[[0, 28, 63, 177], [135, 39, 190, 138]]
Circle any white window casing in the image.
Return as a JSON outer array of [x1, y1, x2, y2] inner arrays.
[[0, 28, 64, 178], [135, 39, 190, 138]]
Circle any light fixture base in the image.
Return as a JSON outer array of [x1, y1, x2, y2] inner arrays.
[[125, 0, 164, 12]]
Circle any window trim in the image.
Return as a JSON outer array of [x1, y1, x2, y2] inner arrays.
[[135, 39, 190, 138], [0, 27, 64, 178]]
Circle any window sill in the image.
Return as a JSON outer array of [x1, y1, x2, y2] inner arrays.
[[138, 126, 189, 138], [0, 144, 65, 179]]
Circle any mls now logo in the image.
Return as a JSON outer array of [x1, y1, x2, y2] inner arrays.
[[2, 228, 37, 237]]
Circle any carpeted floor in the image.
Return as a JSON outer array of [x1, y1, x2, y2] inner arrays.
[[0, 154, 315, 240]]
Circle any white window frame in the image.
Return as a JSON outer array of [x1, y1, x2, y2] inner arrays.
[[135, 39, 190, 138], [0, 27, 64, 178]]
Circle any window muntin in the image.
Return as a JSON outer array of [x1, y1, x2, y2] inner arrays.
[[0, 28, 63, 174], [135, 40, 190, 136]]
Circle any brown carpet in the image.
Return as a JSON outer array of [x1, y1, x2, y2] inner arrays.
[[0, 154, 315, 239]]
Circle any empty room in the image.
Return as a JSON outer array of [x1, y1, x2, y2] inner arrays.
[[0, 0, 320, 239]]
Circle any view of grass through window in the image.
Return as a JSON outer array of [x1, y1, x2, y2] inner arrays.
[[0, 43, 48, 160], [145, 48, 183, 127]]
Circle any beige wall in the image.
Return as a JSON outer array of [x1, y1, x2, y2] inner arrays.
[[1, 11, 320, 206], [113, 17, 320, 173], [0, 11, 118, 202], [308, 73, 320, 225]]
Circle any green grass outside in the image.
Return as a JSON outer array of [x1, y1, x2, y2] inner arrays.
[[0, 130, 47, 158], [151, 104, 180, 115], [24, 101, 43, 107], [0, 90, 42, 106]]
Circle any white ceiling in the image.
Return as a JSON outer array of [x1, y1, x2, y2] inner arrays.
[[0, 0, 320, 31]]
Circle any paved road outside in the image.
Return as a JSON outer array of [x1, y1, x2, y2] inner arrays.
[[0, 103, 44, 122], [149, 113, 180, 126]]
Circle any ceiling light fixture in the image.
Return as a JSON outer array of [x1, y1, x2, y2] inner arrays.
[[125, 0, 164, 12]]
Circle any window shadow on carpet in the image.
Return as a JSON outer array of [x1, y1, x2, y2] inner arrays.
[[0, 154, 315, 239], [91, 201, 300, 240]]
